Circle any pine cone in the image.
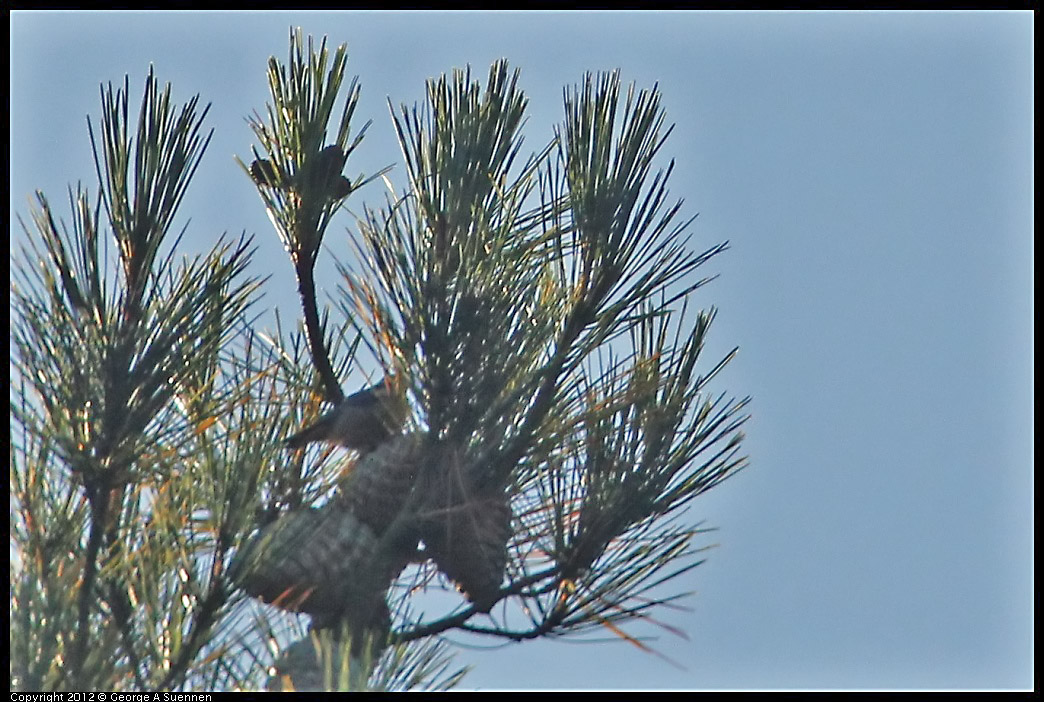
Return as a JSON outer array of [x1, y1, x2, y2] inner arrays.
[[249, 158, 283, 188], [266, 631, 383, 692], [267, 638, 327, 692], [419, 453, 512, 612], [330, 176, 353, 200], [299, 144, 348, 200], [337, 432, 426, 535], [231, 504, 409, 623]]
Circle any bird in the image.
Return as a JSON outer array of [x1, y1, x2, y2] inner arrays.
[[286, 376, 409, 452]]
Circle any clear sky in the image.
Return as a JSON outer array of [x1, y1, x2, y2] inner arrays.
[[10, 10, 1033, 692]]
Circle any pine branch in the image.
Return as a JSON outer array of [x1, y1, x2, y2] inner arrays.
[[242, 28, 389, 405], [11, 67, 265, 691]]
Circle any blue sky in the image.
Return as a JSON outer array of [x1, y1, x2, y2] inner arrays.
[[10, 11, 1033, 691]]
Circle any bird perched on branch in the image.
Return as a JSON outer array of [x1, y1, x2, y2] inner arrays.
[[286, 376, 409, 453]]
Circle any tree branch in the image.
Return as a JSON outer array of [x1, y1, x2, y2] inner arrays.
[[390, 566, 560, 644], [293, 252, 344, 404], [68, 482, 110, 686]]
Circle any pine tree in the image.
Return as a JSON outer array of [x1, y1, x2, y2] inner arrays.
[[10, 28, 750, 692]]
